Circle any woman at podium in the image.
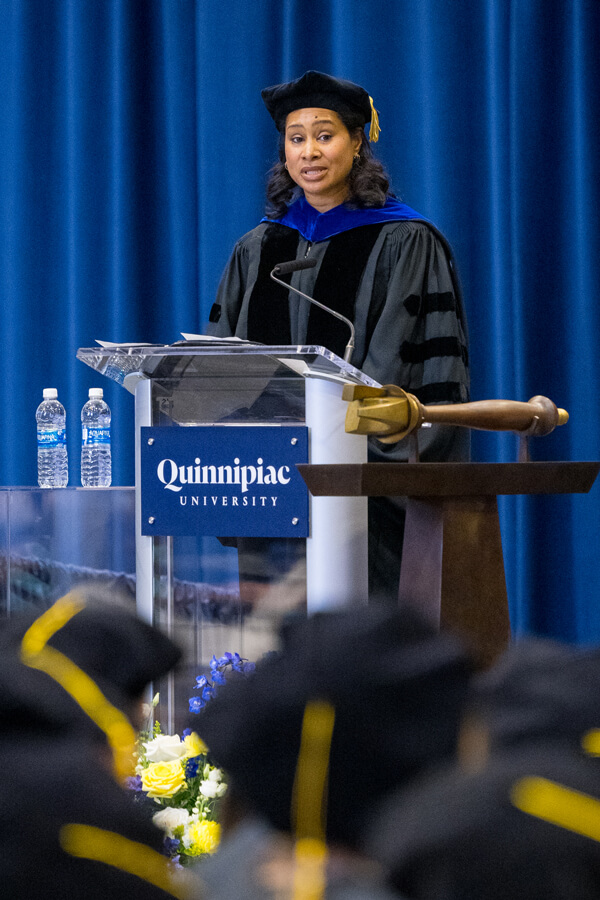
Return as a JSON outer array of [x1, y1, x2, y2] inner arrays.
[[207, 70, 470, 601]]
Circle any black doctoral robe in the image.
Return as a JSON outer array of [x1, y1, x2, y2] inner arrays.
[[208, 197, 470, 600]]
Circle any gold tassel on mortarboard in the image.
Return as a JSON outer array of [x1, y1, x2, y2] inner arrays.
[[20, 593, 137, 783], [291, 700, 336, 900], [511, 776, 600, 845], [368, 96, 381, 142]]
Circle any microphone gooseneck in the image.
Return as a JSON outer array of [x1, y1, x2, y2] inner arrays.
[[270, 260, 356, 363]]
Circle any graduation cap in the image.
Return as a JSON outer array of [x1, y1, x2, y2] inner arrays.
[[366, 743, 600, 900], [43, 595, 181, 701], [195, 606, 473, 848], [0, 590, 181, 760], [0, 591, 180, 702], [0, 593, 190, 896], [261, 70, 381, 142], [469, 638, 600, 752]]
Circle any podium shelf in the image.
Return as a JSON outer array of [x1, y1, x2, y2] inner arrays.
[[297, 461, 600, 497]]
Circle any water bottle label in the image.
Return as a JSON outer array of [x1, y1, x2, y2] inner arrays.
[[38, 428, 66, 448], [82, 427, 111, 446]]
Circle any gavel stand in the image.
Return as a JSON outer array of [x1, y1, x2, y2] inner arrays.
[[297, 461, 599, 666]]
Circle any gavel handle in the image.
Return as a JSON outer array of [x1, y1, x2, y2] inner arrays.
[[422, 395, 568, 436]]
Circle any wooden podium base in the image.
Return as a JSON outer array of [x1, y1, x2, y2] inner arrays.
[[399, 496, 509, 666], [298, 461, 600, 667]]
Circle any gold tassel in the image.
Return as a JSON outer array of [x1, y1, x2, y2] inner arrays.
[[21, 593, 138, 783], [291, 700, 336, 900], [368, 96, 381, 142], [582, 728, 600, 756], [511, 776, 600, 845]]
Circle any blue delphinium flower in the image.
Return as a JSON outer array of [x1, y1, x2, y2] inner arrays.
[[189, 695, 205, 714], [189, 651, 255, 715], [163, 837, 180, 859], [214, 653, 232, 668], [125, 774, 143, 791], [185, 756, 201, 778]]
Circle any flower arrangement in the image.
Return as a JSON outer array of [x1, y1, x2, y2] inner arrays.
[[129, 652, 254, 865]]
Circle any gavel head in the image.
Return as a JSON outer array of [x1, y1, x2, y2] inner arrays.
[[525, 396, 569, 436], [342, 384, 422, 442]]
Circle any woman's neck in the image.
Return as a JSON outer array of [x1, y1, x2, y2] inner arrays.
[[302, 187, 349, 214]]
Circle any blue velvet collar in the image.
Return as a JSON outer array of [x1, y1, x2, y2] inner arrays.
[[262, 195, 426, 242]]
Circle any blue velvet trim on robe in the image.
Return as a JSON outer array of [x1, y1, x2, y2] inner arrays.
[[262, 196, 426, 242]]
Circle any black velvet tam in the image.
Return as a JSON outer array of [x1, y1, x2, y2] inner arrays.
[[195, 606, 474, 848], [261, 70, 373, 132]]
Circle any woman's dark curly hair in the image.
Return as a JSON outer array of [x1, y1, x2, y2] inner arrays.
[[265, 108, 391, 218]]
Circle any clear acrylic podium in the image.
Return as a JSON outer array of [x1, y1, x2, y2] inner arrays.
[[0, 487, 136, 618], [77, 342, 376, 729]]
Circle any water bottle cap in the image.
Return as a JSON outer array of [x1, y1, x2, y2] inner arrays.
[[89, 388, 104, 399], [43, 388, 58, 400]]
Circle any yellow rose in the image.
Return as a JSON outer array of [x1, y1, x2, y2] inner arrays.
[[184, 731, 208, 757], [141, 760, 186, 798], [187, 819, 221, 856]]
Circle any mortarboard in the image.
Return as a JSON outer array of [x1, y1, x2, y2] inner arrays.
[[0, 590, 181, 741], [367, 743, 600, 900], [195, 606, 473, 848], [470, 638, 600, 752]]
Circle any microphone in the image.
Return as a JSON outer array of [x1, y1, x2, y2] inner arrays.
[[270, 259, 356, 363], [272, 258, 317, 277]]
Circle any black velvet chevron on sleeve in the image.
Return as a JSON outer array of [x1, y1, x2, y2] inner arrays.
[[400, 336, 468, 367], [414, 382, 466, 404], [403, 291, 458, 316], [401, 290, 469, 405]]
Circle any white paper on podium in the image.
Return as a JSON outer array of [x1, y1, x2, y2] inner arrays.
[[95, 340, 155, 348], [180, 333, 250, 342]]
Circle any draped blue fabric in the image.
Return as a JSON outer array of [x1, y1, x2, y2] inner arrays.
[[1, 0, 598, 642]]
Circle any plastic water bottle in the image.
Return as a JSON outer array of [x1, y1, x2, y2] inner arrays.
[[81, 388, 112, 487], [36, 388, 68, 488]]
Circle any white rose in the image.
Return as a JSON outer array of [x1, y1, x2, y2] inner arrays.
[[207, 768, 222, 782], [152, 807, 190, 835], [144, 733, 187, 762]]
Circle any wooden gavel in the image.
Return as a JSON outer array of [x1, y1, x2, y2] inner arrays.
[[342, 384, 569, 444]]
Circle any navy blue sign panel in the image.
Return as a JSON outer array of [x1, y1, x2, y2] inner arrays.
[[141, 425, 309, 537]]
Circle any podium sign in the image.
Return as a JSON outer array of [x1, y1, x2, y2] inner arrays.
[[140, 425, 309, 537]]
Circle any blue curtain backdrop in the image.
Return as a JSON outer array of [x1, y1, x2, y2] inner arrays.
[[0, 0, 598, 642]]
